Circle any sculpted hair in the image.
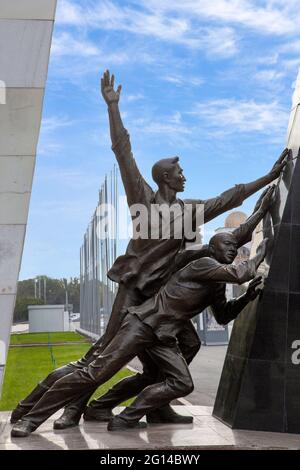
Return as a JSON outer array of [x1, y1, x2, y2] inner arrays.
[[151, 157, 180, 186]]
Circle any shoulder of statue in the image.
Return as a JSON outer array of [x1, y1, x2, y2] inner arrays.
[[193, 256, 219, 268]]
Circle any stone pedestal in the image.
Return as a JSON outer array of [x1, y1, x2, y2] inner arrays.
[[213, 73, 300, 432]]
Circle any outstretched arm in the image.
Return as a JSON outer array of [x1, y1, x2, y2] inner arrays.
[[243, 148, 288, 198], [101, 70, 150, 206], [171, 245, 210, 273], [233, 185, 275, 247], [189, 238, 268, 285], [211, 276, 263, 325], [185, 148, 288, 224]]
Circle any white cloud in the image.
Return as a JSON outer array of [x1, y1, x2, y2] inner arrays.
[[170, 112, 182, 124], [55, 0, 238, 57], [144, 0, 296, 35], [191, 99, 289, 134], [57, 0, 298, 36], [162, 74, 204, 87], [256, 54, 280, 66], [124, 94, 145, 103], [280, 40, 300, 55], [56, 0, 87, 27], [38, 141, 64, 156], [126, 112, 195, 148], [39, 168, 103, 190], [254, 69, 285, 82], [41, 116, 74, 133], [37, 116, 75, 156], [282, 59, 300, 72], [51, 32, 100, 57], [132, 116, 192, 136]]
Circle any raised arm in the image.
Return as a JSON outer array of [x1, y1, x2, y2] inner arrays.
[[101, 70, 150, 206]]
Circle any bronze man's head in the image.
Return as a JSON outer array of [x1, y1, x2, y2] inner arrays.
[[209, 232, 238, 264], [152, 157, 186, 192]]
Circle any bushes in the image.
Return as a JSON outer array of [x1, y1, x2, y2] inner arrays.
[[13, 297, 44, 323]]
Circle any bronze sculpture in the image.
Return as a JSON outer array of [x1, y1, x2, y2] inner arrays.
[[11, 189, 272, 437], [10, 70, 287, 431]]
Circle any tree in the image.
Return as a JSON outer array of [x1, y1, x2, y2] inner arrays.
[[14, 297, 44, 323], [13, 276, 81, 322]]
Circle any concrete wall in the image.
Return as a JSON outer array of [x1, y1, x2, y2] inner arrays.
[[0, 0, 57, 391], [29, 305, 69, 333]]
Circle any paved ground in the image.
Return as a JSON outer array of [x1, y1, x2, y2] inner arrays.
[[3, 339, 300, 450], [2, 406, 300, 450], [11, 320, 80, 334], [11, 323, 29, 334], [184, 345, 227, 405]]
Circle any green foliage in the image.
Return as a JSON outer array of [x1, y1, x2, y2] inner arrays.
[[14, 276, 81, 322], [0, 343, 135, 411], [14, 297, 44, 323]]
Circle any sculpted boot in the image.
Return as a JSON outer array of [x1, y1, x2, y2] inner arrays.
[[83, 406, 113, 422], [146, 404, 193, 424], [11, 420, 37, 438], [53, 407, 82, 430], [107, 416, 147, 431], [10, 383, 49, 424]]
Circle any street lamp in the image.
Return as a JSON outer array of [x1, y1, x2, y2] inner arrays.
[[64, 279, 69, 311], [34, 278, 38, 299]]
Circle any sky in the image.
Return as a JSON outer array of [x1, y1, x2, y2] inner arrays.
[[19, 0, 300, 280]]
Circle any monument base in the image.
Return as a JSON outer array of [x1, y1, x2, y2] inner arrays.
[[2, 406, 300, 450]]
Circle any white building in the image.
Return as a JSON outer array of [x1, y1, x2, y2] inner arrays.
[[0, 0, 57, 393], [29, 305, 70, 333]]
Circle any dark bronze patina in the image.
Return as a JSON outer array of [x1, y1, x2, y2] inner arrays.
[[10, 71, 287, 435]]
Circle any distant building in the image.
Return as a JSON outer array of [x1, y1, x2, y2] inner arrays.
[[28, 305, 70, 333], [215, 211, 251, 299]]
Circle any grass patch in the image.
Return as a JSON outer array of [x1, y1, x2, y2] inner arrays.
[[10, 332, 89, 345], [0, 342, 135, 411]]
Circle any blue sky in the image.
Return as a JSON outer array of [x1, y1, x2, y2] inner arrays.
[[19, 0, 300, 280]]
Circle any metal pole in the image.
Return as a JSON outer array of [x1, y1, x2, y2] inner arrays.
[[79, 168, 120, 337], [65, 279, 68, 310]]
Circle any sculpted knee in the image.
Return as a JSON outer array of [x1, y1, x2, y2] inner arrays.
[[170, 376, 194, 397], [182, 339, 201, 365], [190, 337, 201, 356], [45, 365, 72, 385], [178, 376, 194, 396], [135, 372, 155, 387]]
